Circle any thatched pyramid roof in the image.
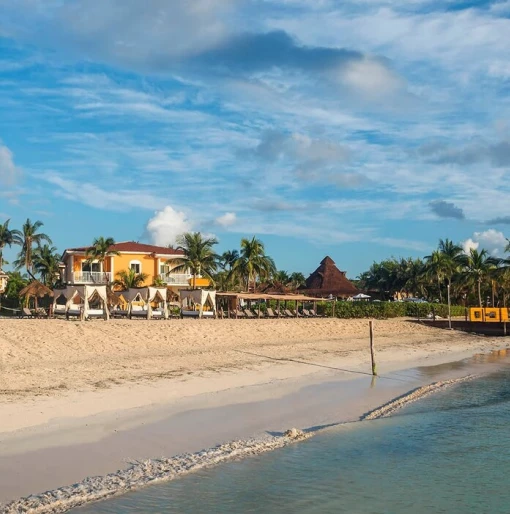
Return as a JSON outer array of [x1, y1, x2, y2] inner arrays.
[[19, 280, 54, 298], [299, 256, 358, 298]]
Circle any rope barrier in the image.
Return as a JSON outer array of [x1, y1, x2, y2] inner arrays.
[[0, 306, 21, 313]]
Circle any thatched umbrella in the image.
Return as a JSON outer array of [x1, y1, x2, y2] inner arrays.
[[19, 280, 54, 310]]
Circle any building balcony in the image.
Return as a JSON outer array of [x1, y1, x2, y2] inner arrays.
[[158, 273, 192, 286], [72, 271, 113, 284]]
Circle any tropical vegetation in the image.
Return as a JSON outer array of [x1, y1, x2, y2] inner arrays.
[[3, 216, 510, 310]]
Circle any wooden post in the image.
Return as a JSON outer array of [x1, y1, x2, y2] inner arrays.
[[369, 320, 377, 376], [504, 322, 507, 337], [295, 300, 298, 317], [332, 299, 335, 318]]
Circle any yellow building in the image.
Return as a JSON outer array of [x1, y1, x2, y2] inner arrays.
[[61, 241, 192, 293], [0, 269, 8, 294]]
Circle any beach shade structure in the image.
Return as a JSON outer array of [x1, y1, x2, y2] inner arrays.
[[124, 287, 149, 319], [216, 292, 320, 319], [298, 256, 358, 299], [19, 280, 54, 312], [180, 289, 217, 318], [352, 293, 371, 301], [148, 287, 168, 319]]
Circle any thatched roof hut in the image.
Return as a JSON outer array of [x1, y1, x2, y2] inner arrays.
[[19, 280, 54, 299], [299, 256, 358, 299], [19, 280, 54, 309]]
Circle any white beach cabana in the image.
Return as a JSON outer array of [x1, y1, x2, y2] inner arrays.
[[180, 289, 217, 318], [52, 285, 109, 320], [147, 287, 168, 320], [123, 287, 168, 319]]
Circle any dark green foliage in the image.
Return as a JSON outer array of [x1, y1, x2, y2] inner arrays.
[[318, 301, 465, 319]]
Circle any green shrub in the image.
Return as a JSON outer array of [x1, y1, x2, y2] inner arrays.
[[318, 301, 466, 319]]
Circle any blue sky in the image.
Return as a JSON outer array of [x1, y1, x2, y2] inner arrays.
[[1, 0, 510, 278]]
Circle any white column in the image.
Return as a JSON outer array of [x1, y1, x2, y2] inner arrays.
[[69, 255, 74, 283]]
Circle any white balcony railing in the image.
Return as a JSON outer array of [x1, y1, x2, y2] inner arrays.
[[72, 271, 113, 284], [158, 273, 192, 285]]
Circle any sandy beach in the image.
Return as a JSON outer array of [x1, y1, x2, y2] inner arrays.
[[0, 318, 508, 510]]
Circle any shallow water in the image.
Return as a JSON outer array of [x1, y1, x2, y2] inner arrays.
[[75, 364, 510, 513]]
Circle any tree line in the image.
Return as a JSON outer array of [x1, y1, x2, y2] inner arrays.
[[357, 238, 510, 307], [0, 220, 306, 298], [2, 218, 509, 308]]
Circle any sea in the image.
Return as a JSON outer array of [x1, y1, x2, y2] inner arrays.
[[73, 361, 510, 514]]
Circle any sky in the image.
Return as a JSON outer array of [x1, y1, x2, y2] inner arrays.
[[1, 0, 510, 278]]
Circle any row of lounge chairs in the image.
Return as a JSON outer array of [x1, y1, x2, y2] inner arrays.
[[221, 308, 322, 319]]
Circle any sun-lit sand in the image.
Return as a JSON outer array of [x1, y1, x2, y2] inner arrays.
[[0, 317, 506, 508], [0, 317, 488, 398]]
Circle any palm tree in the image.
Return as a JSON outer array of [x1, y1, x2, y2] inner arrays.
[[289, 272, 306, 290], [464, 248, 498, 307], [12, 219, 52, 275], [85, 237, 120, 283], [0, 219, 20, 269], [113, 269, 148, 290], [219, 250, 239, 271], [171, 232, 219, 289], [424, 250, 448, 302], [33, 244, 61, 287], [231, 236, 276, 292]]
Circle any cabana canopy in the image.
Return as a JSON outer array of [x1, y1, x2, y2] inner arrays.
[[180, 289, 217, 318], [52, 285, 109, 320]]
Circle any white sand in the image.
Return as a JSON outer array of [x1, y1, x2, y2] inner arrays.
[[0, 318, 508, 507]]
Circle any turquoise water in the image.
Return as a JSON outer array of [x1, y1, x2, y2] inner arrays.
[[76, 367, 510, 513]]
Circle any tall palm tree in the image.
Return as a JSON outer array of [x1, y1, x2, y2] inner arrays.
[[113, 269, 148, 290], [85, 237, 120, 283], [33, 244, 61, 287], [424, 250, 448, 302], [464, 248, 498, 307], [170, 232, 219, 289], [231, 236, 276, 292], [219, 250, 239, 271], [438, 239, 465, 292], [289, 272, 306, 290], [12, 219, 52, 275], [0, 219, 20, 269]]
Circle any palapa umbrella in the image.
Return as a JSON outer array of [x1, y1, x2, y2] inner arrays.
[[19, 280, 54, 310]]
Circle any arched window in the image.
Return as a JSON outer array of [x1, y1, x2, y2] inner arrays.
[[130, 260, 142, 274]]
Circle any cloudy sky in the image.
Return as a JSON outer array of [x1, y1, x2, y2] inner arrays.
[[1, 0, 510, 276]]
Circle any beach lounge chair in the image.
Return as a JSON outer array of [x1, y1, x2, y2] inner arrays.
[[35, 307, 48, 318], [66, 306, 83, 319], [290, 309, 301, 318], [309, 309, 320, 317], [266, 308, 277, 318], [302, 309, 311, 317], [21, 307, 34, 318], [53, 304, 67, 317], [235, 309, 246, 319], [244, 309, 256, 319], [284, 309, 296, 318]]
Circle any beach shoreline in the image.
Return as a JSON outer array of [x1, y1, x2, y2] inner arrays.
[[0, 318, 509, 509]]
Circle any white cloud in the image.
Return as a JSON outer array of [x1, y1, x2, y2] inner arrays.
[[215, 211, 237, 227], [0, 142, 19, 185], [462, 229, 507, 256], [146, 205, 194, 246], [43, 173, 167, 211], [339, 57, 404, 96]]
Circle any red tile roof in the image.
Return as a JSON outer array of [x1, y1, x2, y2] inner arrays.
[[65, 241, 184, 256]]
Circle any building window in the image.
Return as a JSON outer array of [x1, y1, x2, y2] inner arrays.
[[130, 260, 142, 274], [82, 261, 100, 273]]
